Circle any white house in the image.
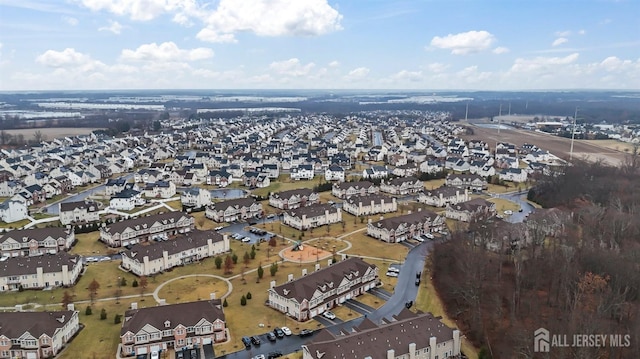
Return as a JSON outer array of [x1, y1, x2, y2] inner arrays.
[[324, 165, 345, 182], [110, 189, 144, 211], [282, 203, 342, 230], [290, 164, 315, 180], [59, 200, 100, 225], [143, 181, 177, 199], [180, 187, 212, 209], [342, 194, 397, 217], [499, 168, 528, 183], [0, 199, 28, 223]]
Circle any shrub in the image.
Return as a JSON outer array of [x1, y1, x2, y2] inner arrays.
[[246, 292, 252, 300], [114, 314, 122, 324], [85, 306, 92, 315], [240, 295, 247, 306], [100, 308, 107, 320], [223, 298, 228, 307]]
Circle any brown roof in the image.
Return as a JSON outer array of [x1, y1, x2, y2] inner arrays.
[[0, 252, 81, 276], [303, 309, 456, 359], [121, 299, 224, 336], [287, 203, 337, 218], [422, 186, 462, 198], [0, 311, 77, 339], [0, 227, 72, 244], [103, 212, 193, 235], [271, 188, 315, 199], [345, 194, 394, 205], [123, 230, 224, 261], [372, 210, 440, 231], [59, 200, 99, 212], [333, 181, 375, 191], [271, 257, 376, 303], [446, 173, 485, 182], [209, 197, 256, 211], [386, 176, 420, 186], [448, 198, 494, 212]]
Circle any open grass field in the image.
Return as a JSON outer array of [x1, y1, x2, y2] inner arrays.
[[487, 197, 521, 214], [251, 175, 324, 197], [579, 139, 637, 153], [158, 276, 229, 303], [5, 127, 103, 141], [344, 231, 409, 262], [463, 125, 626, 165]]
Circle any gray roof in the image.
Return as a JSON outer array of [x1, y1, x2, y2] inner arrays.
[[371, 210, 440, 231], [121, 299, 224, 336], [287, 203, 337, 218], [209, 197, 257, 211], [59, 200, 99, 212], [271, 188, 315, 199], [304, 309, 455, 359], [102, 212, 193, 235], [123, 230, 224, 261], [0, 252, 81, 276], [0, 227, 72, 244], [271, 257, 376, 303], [333, 181, 375, 191], [0, 311, 77, 339], [345, 194, 393, 205]]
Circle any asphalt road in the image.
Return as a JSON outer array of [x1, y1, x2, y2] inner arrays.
[[494, 190, 535, 223]]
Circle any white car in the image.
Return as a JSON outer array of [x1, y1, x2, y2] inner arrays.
[[150, 351, 159, 359], [241, 237, 251, 243], [504, 210, 513, 215], [388, 267, 400, 273], [322, 311, 336, 320], [386, 271, 399, 277], [281, 326, 292, 336], [413, 235, 424, 242], [252, 355, 266, 359], [424, 233, 435, 240]]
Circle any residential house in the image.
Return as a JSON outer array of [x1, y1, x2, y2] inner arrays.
[[121, 230, 230, 276], [269, 188, 320, 210], [0, 180, 22, 197], [342, 194, 397, 217], [105, 178, 129, 196], [301, 309, 460, 359], [499, 168, 528, 183], [445, 173, 488, 192], [205, 198, 263, 223], [59, 200, 100, 225], [367, 210, 445, 243], [391, 163, 419, 177], [99, 212, 195, 248], [180, 187, 212, 209], [110, 189, 144, 211], [380, 176, 423, 195], [282, 203, 342, 231], [268, 257, 378, 321], [290, 164, 315, 180], [324, 165, 345, 182], [0, 199, 28, 224], [362, 166, 389, 179], [445, 198, 497, 222], [0, 227, 75, 257], [21, 184, 46, 204], [242, 172, 270, 188], [260, 163, 280, 179], [120, 300, 227, 357], [134, 169, 164, 183], [143, 181, 177, 199], [0, 310, 81, 359], [331, 181, 378, 199], [206, 170, 233, 187], [417, 186, 470, 208], [0, 252, 83, 291]]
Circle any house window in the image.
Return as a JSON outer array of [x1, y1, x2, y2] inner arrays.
[[163, 330, 172, 337], [186, 327, 194, 333], [177, 339, 185, 346]]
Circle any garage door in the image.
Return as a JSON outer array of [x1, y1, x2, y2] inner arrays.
[[311, 309, 317, 317], [150, 345, 160, 352], [26, 353, 37, 359], [338, 296, 345, 303], [137, 347, 148, 355], [346, 293, 352, 300], [202, 338, 212, 345]]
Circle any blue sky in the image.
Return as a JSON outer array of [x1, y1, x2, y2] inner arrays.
[[0, 0, 638, 91]]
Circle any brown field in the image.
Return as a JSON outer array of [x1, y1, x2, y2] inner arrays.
[[463, 125, 626, 165], [5, 127, 102, 141]]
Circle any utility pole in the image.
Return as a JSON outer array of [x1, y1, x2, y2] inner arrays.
[[570, 107, 578, 161], [465, 103, 468, 121]]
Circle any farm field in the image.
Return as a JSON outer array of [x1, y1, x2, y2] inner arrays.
[[462, 125, 626, 166], [5, 127, 102, 140]]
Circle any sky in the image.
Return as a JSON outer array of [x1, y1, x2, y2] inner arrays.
[[0, 0, 639, 91]]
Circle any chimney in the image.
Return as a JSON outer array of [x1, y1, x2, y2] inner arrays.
[[270, 280, 276, 289], [302, 268, 307, 276], [341, 253, 347, 260], [67, 303, 75, 311], [315, 263, 320, 271], [287, 273, 294, 282], [131, 302, 138, 310], [386, 349, 395, 359], [409, 343, 417, 359], [210, 292, 216, 300]]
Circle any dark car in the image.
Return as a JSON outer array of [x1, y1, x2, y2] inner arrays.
[[176, 351, 185, 359], [190, 349, 198, 359], [273, 327, 285, 338], [242, 336, 252, 348], [299, 329, 314, 337], [266, 332, 277, 342], [251, 336, 261, 345], [267, 351, 283, 359], [416, 271, 421, 279], [415, 278, 421, 286], [405, 300, 413, 308]]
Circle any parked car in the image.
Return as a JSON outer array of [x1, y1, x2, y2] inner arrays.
[[281, 326, 292, 336], [273, 327, 285, 338], [424, 232, 435, 240], [241, 237, 251, 243], [176, 351, 184, 359], [504, 210, 513, 215], [150, 352, 159, 359], [322, 311, 336, 320], [416, 271, 422, 279], [415, 278, 421, 286], [267, 351, 283, 359], [190, 349, 198, 358], [413, 235, 424, 242], [242, 336, 252, 348], [299, 329, 314, 337], [385, 271, 399, 277], [252, 355, 266, 359], [405, 300, 413, 308], [251, 336, 261, 345], [266, 332, 277, 342]]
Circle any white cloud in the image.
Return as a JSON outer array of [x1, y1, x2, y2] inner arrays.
[[430, 30, 496, 55], [99, 20, 124, 34], [456, 66, 491, 83], [600, 56, 634, 72], [426, 62, 449, 73], [36, 48, 93, 67], [552, 37, 568, 47], [120, 42, 214, 62], [509, 53, 580, 73], [346, 67, 370, 79], [493, 47, 509, 54], [578, 29, 586, 35], [62, 16, 79, 26], [78, 0, 200, 22], [555, 30, 572, 37], [392, 70, 423, 82], [328, 60, 340, 68], [197, 0, 343, 43], [269, 58, 315, 77]]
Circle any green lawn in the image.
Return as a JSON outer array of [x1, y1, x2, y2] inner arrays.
[[157, 276, 229, 303], [0, 218, 31, 229]]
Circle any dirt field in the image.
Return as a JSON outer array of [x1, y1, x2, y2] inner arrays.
[[462, 125, 627, 166], [282, 243, 332, 262], [5, 127, 102, 141]]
